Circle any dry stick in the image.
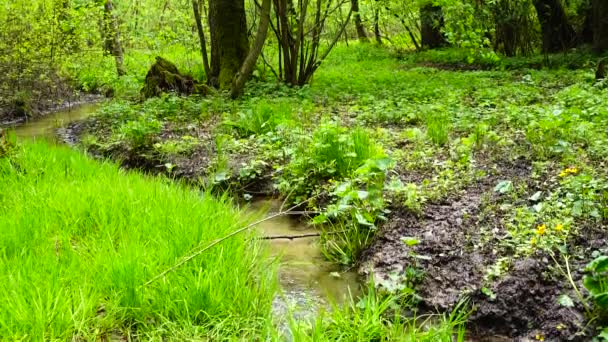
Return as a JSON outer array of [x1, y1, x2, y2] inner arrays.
[[259, 230, 347, 240], [143, 196, 318, 287]]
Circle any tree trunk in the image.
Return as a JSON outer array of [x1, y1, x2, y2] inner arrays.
[[192, 0, 211, 81], [230, 0, 272, 98], [580, 1, 593, 45], [420, 4, 446, 49], [533, 0, 576, 53], [208, 0, 249, 89], [351, 0, 368, 43], [593, 0, 608, 52], [374, 8, 382, 45], [103, 0, 126, 77]]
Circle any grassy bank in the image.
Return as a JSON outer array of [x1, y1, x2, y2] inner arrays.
[[0, 141, 277, 339]]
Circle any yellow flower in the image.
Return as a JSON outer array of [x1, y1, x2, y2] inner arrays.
[[555, 224, 563, 232], [560, 167, 579, 177], [535, 334, 545, 341], [536, 224, 546, 236]]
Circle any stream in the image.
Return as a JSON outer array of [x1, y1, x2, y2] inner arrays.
[[8, 103, 361, 323]]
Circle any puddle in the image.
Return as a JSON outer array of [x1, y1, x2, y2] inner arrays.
[[8, 103, 100, 142], [247, 199, 361, 319]]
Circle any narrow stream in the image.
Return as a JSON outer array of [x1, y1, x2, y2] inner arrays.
[[249, 199, 360, 319], [9, 103, 100, 142], [9, 103, 361, 322]]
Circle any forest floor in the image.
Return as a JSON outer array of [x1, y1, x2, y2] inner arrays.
[[19, 44, 608, 340]]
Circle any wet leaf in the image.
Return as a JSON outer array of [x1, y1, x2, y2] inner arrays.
[[494, 180, 513, 194], [557, 294, 574, 308], [529, 191, 542, 201]]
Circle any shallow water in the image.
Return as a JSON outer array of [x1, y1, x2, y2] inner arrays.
[[9, 103, 100, 142], [248, 199, 361, 308], [10, 103, 361, 319]]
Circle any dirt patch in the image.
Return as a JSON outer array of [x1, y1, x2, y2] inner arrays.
[[359, 157, 593, 340], [64, 116, 277, 196]]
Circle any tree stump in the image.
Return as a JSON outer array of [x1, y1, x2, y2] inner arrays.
[[141, 57, 211, 98]]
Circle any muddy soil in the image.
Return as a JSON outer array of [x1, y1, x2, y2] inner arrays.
[[64, 116, 277, 196], [359, 157, 598, 341]]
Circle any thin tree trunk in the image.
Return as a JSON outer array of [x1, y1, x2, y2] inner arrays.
[[351, 0, 368, 42], [104, 0, 126, 77], [593, 0, 608, 52], [230, 0, 272, 98], [208, 0, 249, 89], [192, 0, 211, 81], [533, 0, 576, 53], [374, 8, 382, 45]]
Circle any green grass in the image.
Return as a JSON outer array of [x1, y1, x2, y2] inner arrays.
[[0, 142, 277, 340]]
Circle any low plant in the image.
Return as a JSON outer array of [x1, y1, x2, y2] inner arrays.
[[424, 109, 451, 146], [224, 99, 294, 137], [116, 115, 162, 149], [277, 122, 384, 203]]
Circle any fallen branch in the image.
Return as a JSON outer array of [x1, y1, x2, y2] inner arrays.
[[142, 195, 318, 287], [259, 230, 347, 240]]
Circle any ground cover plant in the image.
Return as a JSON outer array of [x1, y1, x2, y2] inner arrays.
[[4, 0, 608, 339]]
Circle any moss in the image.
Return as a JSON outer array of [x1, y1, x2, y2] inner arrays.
[[141, 56, 209, 98]]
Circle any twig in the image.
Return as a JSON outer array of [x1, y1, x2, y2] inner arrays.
[[549, 251, 592, 315], [279, 188, 295, 212], [259, 230, 347, 240], [142, 195, 319, 287]]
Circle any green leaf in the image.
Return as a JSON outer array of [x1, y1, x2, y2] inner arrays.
[[494, 180, 513, 194], [586, 256, 608, 273], [557, 294, 574, 308], [596, 293, 608, 309], [599, 327, 608, 340], [401, 236, 420, 246]]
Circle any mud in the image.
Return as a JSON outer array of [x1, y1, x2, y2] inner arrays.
[[360, 157, 594, 340]]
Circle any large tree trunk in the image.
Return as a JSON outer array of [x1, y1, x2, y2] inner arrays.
[[351, 0, 368, 43], [208, 0, 249, 89], [230, 0, 271, 98], [533, 0, 576, 53], [420, 4, 446, 49], [593, 0, 608, 52], [103, 0, 126, 76]]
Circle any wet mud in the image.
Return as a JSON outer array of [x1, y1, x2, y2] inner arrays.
[[360, 157, 596, 340]]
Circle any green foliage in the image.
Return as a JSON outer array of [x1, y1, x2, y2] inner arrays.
[[584, 256, 608, 313], [424, 109, 451, 146], [224, 99, 294, 136], [0, 142, 276, 339], [278, 122, 385, 203], [287, 281, 470, 341]]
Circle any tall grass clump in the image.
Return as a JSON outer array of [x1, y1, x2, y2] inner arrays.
[[0, 142, 276, 340], [286, 281, 470, 341], [425, 109, 451, 146]]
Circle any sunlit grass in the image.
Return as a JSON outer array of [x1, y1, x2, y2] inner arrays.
[[0, 142, 277, 339]]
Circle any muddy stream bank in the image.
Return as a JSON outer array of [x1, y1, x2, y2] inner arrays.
[[7, 103, 361, 322]]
